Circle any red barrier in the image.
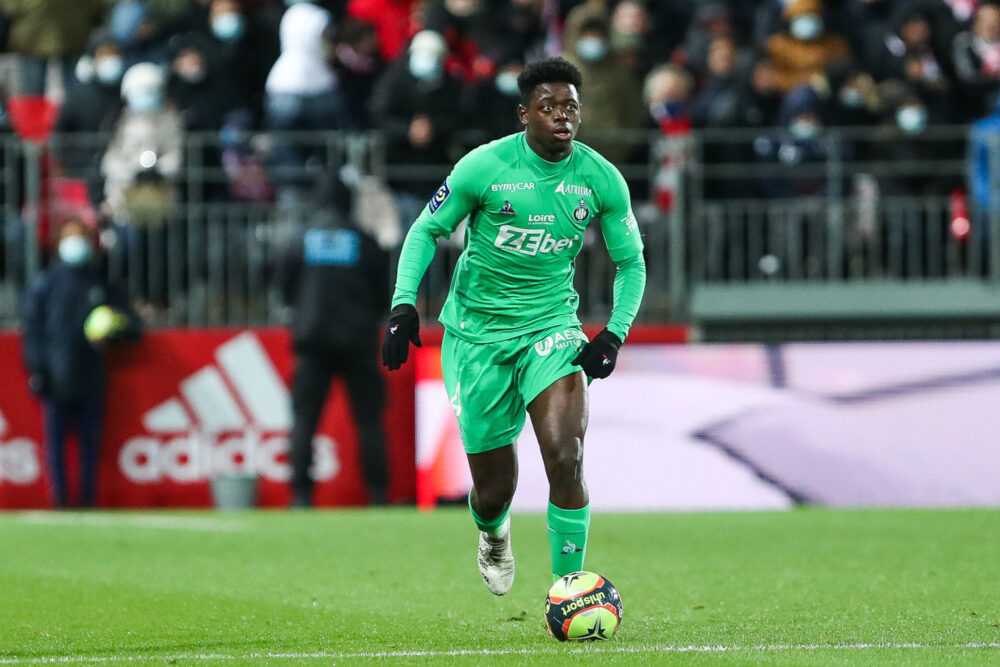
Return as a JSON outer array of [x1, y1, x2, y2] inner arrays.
[[0, 329, 415, 509]]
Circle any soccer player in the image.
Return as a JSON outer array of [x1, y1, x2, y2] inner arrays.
[[382, 57, 646, 595]]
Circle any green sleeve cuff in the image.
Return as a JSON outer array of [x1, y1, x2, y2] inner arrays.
[[606, 253, 646, 342]]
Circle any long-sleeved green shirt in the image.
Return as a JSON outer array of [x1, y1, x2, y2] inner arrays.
[[391, 132, 646, 343]]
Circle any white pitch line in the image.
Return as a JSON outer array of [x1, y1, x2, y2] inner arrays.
[[14, 512, 249, 533], [1, 642, 998, 663]]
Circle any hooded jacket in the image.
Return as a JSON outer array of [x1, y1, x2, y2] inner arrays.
[[265, 3, 336, 96]]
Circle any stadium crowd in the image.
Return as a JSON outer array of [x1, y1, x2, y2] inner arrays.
[[1, 0, 999, 208]]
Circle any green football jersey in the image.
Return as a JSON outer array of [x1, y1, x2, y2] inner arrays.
[[392, 132, 644, 344]]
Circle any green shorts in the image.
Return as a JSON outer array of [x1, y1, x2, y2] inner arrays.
[[441, 323, 587, 454]]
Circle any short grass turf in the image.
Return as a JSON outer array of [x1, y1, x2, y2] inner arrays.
[[1, 508, 999, 665]]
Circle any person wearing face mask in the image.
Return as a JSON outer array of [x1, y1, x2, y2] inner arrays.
[[202, 0, 256, 112], [56, 32, 127, 201], [370, 29, 463, 225], [754, 84, 833, 198], [101, 62, 183, 227], [561, 7, 644, 164], [20, 220, 141, 509], [466, 58, 525, 141], [101, 61, 183, 308], [878, 88, 959, 198], [763, 0, 850, 94]]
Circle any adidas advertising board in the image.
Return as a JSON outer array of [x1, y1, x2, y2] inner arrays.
[[0, 331, 415, 508]]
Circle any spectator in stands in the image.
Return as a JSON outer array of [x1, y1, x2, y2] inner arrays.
[[609, 0, 652, 79], [265, 2, 351, 201], [370, 30, 463, 225], [0, 0, 105, 96], [101, 63, 183, 228], [681, 0, 736, 74], [953, 2, 1000, 107], [644, 64, 693, 211], [346, 0, 421, 64], [502, 0, 557, 65], [424, 0, 501, 81], [468, 58, 525, 141], [814, 61, 882, 163], [821, 61, 882, 129], [56, 32, 125, 199], [326, 17, 385, 130], [876, 85, 957, 196], [167, 32, 246, 201], [690, 35, 753, 129], [167, 33, 242, 132], [745, 59, 784, 128], [840, 0, 897, 60], [562, 7, 643, 164], [689, 36, 758, 199], [21, 219, 142, 508], [109, 1, 170, 67], [762, 0, 850, 94], [202, 0, 261, 114], [869, 4, 954, 83], [754, 84, 832, 198], [277, 171, 390, 509]]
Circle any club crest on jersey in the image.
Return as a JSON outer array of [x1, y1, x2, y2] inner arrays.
[[428, 181, 451, 214], [573, 199, 590, 222], [499, 200, 516, 216]]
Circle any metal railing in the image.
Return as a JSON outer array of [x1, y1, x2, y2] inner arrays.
[[2, 125, 999, 338]]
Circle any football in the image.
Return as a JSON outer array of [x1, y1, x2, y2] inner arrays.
[[544, 571, 623, 641]]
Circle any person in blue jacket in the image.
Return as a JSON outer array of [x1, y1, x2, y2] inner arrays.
[[21, 219, 141, 509]]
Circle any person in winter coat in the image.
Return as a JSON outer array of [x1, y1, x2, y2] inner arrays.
[[55, 31, 126, 203], [561, 6, 644, 164], [953, 2, 1000, 108], [0, 0, 105, 95], [265, 2, 352, 201], [21, 219, 141, 508], [762, 0, 850, 94], [753, 84, 833, 199], [369, 30, 464, 222], [100, 62, 183, 226], [276, 171, 390, 508]]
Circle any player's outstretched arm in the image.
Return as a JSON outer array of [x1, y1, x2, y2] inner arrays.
[[381, 219, 435, 370], [572, 253, 646, 379], [382, 156, 481, 370]]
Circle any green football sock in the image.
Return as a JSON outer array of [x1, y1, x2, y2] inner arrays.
[[547, 502, 590, 579], [469, 495, 510, 538]]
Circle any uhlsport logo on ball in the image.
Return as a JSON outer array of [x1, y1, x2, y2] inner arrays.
[[544, 571, 623, 641]]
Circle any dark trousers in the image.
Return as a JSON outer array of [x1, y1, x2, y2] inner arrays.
[[42, 399, 102, 508], [289, 349, 388, 504]]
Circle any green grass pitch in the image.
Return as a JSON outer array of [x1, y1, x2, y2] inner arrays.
[[2, 508, 999, 665]]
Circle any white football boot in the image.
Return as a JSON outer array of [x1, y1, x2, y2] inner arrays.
[[477, 520, 515, 595]]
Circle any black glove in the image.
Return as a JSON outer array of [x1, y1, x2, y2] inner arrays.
[[28, 373, 49, 398], [382, 304, 422, 370], [571, 329, 622, 379]]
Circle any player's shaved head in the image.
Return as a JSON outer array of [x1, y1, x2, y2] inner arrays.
[[517, 57, 582, 106]]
